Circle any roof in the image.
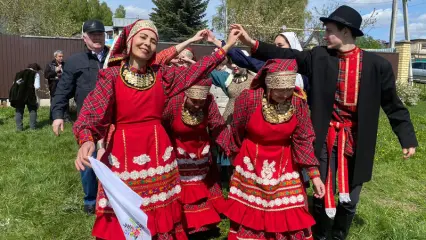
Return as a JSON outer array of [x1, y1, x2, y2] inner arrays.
[[411, 39, 426, 42], [363, 48, 396, 53], [113, 18, 144, 28]]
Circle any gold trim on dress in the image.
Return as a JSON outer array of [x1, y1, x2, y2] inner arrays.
[[181, 104, 204, 126], [120, 62, 156, 91], [154, 125, 159, 166], [262, 97, 295, 124], [122, 130, 128, 171]]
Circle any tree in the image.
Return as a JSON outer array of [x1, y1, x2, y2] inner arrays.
[[114, 5, 126, 18], [0, 0, 114, 36], [150, 0, 209, 42], [304, 3, 378, 47], [213, 0, 308, 43], [356, 35, 385, 49], [67, 0, 89, 34], [99, 2, 113, 25], [87, 0, 102, 21], [212, 0, 226, 37]]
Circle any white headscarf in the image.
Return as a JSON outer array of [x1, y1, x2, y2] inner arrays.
[[278, 32, 305, 89]]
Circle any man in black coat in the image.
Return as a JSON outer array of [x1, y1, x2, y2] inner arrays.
[[232, 5, 417, 240], [51, 19, 109, 214], [44, 50, 71, 122]]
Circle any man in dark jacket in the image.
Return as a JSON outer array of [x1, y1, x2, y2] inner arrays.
[[44, 50, 71, 122], [9, 63, 42, 131], [51, 19, 109, 214], [232, 5, 417, 240]]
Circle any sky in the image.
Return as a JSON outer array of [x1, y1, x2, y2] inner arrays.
[[104, 0, 426, 41]]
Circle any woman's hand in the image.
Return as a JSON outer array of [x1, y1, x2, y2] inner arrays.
[[229, 24, 256, 47], [190, 29, 208, 43], [222, 29, 243, 52], [206, 30, 222, 47], [75, 141, 95, 171]]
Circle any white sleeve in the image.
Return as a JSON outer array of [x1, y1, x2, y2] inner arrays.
[[295, 74, 304, 89], [34, 73, 40, 89]]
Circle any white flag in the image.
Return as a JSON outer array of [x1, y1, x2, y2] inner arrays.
[[89, 157, 151, 240]]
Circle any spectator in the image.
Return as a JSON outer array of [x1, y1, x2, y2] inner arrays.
[[44, 50, 71, 122], [51, 19, 109, 215], [9, 63, 41, 131]]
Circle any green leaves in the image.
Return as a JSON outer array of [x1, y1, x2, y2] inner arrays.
[[114, 5, 126, 18], [150, 0, 209, 42], [0, 0, 114, 37]]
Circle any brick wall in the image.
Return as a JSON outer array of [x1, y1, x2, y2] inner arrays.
[[396, 41, 411, 83]]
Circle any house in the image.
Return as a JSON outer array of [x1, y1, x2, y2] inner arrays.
[[112, 18, 144, 37], [411, 39, 426, 60], [105, 26, 114, 39]]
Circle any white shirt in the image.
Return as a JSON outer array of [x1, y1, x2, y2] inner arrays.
[[34, 73, 40, 90], [92, 50, 104, 62]]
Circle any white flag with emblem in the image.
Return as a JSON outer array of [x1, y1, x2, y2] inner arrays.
[[89, 157, 151, 240]]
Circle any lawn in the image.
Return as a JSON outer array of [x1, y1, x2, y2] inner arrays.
[[0, 104, 425, 240]]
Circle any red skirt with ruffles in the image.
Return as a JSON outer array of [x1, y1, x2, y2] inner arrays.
[[179, 161, 226, 233]]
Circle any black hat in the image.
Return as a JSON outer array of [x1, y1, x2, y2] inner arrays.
[[82, 20, 105, 33], [320, 5, 364, 37]]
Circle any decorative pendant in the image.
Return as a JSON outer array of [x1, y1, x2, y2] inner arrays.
[[233, 75, 248, 84], [181, 106, 204, 126], [262, 97, 295, 124], [120, 63, 156, 90]]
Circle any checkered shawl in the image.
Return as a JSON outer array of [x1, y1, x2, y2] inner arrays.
[[73, 50, 226, 144], [163, 93, 231, 155], [230, 86, 318, 166]]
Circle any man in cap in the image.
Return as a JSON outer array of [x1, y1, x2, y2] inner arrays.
[[51, 19, 109, 214], [232, 5, 418, 240]]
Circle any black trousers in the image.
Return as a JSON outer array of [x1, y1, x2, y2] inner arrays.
[[313, 143, 363, 240], [15, 103, 38, 130]]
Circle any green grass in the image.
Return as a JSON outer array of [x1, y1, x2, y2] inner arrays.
[[0, 104, 425, 240]]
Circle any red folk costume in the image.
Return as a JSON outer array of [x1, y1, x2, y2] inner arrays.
[[225, 59, 320, 240], [163, 78, 230, 233], [324, 47, 362, 218], [104, 44, 185, 145], [72, 20, 227, 240]]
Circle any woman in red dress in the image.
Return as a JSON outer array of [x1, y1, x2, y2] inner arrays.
[[225, 59, 325, 240], [72, 20, 241, 240], [163, 78, 229, 237]]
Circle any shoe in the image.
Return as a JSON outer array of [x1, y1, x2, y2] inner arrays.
[[84, 205, 96, 215]]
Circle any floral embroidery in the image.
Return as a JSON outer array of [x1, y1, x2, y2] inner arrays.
[[123, 218, 144, 239], [141, 185, 181, 206], [201, 145, 210, 156], [98, 198, 108, 208], [235, 165, 300, 186], [162, 146, 173, 162], [177, 147, 186, 155], [133, 154, 151, 165], [108, 154, 120, 168], [114, 161, 178, 181], [230, 186, 305, 208], [261, 160, 276, 180], [243, 156, 254, 171]]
